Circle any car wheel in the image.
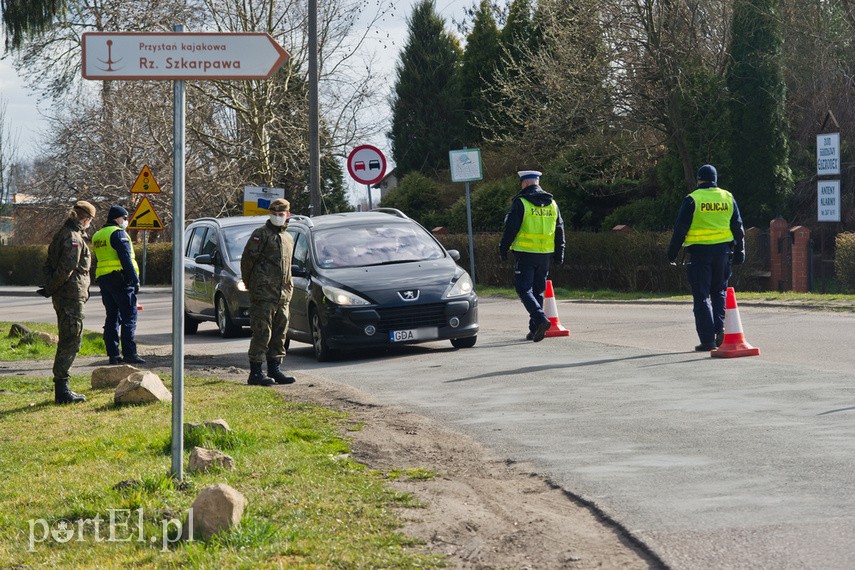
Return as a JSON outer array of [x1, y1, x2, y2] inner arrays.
[[184, 312, 200, 335], [310, 308, 337, 362], [451, 335, 477, 349], [216, 295, 241, 338]]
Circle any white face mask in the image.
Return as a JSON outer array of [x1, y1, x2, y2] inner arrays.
[[81, 219, 92, 230], [119, 219, 129, 230], [269, 214, 287, 227]]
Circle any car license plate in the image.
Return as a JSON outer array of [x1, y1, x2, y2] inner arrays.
[[389, 328, 437, 343]]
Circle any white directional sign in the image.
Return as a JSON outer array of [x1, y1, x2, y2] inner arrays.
[[449, 149, 483, 182], [82, 32, 289, 80], [347, 145, 387, 185], [817, 133, 840, 176]]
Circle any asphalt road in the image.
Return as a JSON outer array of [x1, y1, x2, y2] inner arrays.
[[3, 286, 855, 569]]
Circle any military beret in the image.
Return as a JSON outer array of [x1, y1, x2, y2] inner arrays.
[[74, 200, 96, 218], [517, 170, 542, 180], [269, 198, 290, 212]]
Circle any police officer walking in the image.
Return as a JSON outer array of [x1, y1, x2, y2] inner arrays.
[[667, 164, 745, 351], [92, 205, 145, 365], [240, 198, 296, 386], [38, 201, 96, 404], [499, 170, 566, 342]]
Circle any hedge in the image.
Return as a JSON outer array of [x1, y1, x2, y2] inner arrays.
[[835, 233, 855, 292], [0, 229, 773, 292]]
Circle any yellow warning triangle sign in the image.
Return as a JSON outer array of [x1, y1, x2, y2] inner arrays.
[[131, 164, 161, 194], [128, 196, 164, 231]]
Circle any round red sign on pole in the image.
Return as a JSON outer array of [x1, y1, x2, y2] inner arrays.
[[347, 145, 387, 185]]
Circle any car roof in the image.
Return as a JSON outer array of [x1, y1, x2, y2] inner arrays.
[[188, 215, 268, 228], [188, 210, 414, 231]]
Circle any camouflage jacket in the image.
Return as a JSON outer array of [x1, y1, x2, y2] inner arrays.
[[44, 218, 92, 301], [240, 220, 294, 303]]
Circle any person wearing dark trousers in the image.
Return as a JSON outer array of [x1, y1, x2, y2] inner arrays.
[[667, 164, 746, 351], [498, 170, 566, 342], [39, 200, 97, 404], [92, 205, 145, 365]]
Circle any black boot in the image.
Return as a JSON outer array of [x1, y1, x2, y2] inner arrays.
[[267, 359, 296, 385], [248, 362, 275, 386], [54, 378, 86, 404]]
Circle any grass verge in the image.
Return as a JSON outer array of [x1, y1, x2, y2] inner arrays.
[[0, 321, 105, 361], [0, 374, 443, 568]]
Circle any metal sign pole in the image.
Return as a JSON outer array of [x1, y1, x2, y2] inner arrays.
[[367, 184, 373, 210], [465, 181, 476, 285], [170, 23, 186, 481], [141, 230, 148, 286]]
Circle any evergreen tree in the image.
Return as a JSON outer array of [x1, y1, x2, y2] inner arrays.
[[726, 0, 793, 227], [499, 0, 535, 65], [1, 0, 62, 49], [389, 0, 465, 176], [459, 0, 501, 144]]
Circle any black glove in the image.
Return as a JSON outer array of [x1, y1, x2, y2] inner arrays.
[[553, 252, 564, 265], [732, 250, 745, 265], [35, 287, 50, 298], [133, 284, 140, 295], [498, 246, 508, 262]]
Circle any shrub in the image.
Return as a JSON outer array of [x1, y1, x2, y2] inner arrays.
[[835, 233, 855, 292]]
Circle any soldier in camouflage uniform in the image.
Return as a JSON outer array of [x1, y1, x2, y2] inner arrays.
[[37, 201, 96, 404], [240, 198, 296, 386]]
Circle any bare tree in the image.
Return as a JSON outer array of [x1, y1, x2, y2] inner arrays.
[[0, 96, 20, 214]]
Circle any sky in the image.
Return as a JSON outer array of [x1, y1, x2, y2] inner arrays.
[[0, 0, 473, 164]]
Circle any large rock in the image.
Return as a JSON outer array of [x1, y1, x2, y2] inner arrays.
[[114, 371, 172, 405], [8, 324, 58, 346], [188, 447, 235, 473], [188, 484, 247, 540], [91, 365, 141, 389], [184, 419, 232, 436]]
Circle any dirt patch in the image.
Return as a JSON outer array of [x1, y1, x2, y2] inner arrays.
[[275, 373, 663, 569]]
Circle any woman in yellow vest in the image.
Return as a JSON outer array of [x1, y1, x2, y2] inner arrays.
[[92, 205, 145, 365], [667, 165, 745, 351], [499, 170, 566, 342]]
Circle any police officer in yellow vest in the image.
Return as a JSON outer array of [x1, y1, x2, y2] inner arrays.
[[667, 164, 745, 351], [499, 170, 566, 342], [92, 205, 145, 365]]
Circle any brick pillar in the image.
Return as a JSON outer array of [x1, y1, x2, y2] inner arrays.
[[790, 226, 811, 292], [769, 217, 790, 292]]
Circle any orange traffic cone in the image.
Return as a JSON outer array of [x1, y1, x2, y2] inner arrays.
[[711, 287, 760, 358], [543, 280, 570, 337]]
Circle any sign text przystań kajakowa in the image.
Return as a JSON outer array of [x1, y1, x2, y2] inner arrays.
[[138, 42, 240, 73]]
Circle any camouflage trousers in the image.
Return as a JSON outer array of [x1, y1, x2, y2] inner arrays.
[[248, 300, 290, 363], [52, 297, 85, 380]]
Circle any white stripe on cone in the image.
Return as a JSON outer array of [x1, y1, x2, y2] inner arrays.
[[544, 293, 559, 319], [723, 307, 743, 335]]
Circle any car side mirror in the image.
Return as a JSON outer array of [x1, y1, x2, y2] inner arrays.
[[195, 253, 213, 265], [291, 264, 307, 277], [447, 249, 461, 262]]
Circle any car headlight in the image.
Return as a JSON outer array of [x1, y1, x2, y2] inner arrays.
[[445, 273, 473, 298], [237, 280, 248, 292], [322, 285, 370, 306]]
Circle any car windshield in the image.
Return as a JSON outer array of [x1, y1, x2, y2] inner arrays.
[[222, 224, 259, 262], [314, 222, 445, 269]]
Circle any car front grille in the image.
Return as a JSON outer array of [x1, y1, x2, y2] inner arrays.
[[376, 303, 448, 331]]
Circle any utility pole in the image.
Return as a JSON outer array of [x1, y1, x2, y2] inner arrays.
[[308, 0, 321, 216]]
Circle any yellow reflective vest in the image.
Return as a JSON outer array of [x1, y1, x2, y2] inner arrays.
[[684, 188, 735, 246], [93, 225, 139, 279], [510, 198, 558, 253]]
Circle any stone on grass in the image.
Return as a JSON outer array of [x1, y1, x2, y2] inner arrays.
[[188, 483, 247, 540], [114, 371, 172, 405], [188, 447, 235, 473], [184, 419, 232, 436], [91, 365, 141, 388]]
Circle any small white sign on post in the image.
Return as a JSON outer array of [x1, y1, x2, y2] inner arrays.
[[817, 133, 841, 176], [449, 149, 483, 182], [818, 180, 841, 222]]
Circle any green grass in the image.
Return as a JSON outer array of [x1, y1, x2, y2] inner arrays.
[[0, 374, 444, 568], [476, 286, 855, 309], [0, 321, 105, 361]]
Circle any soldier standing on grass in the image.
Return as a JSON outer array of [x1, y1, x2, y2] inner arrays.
[[37, 201, 96, 404], [498, 170, 566, 342], [240, 198, 297, 386]]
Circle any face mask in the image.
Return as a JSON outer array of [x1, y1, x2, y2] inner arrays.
[[119, 220, 129, 230], [81, 219, 91, 230], [269, 214, 287, 227]]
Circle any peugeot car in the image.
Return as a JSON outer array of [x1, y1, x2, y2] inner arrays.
[[286, 209, 478, 361]]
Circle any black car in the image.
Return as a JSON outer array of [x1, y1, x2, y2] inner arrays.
[[286, 209, 478, 360], [183, 216, 266, 337]]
